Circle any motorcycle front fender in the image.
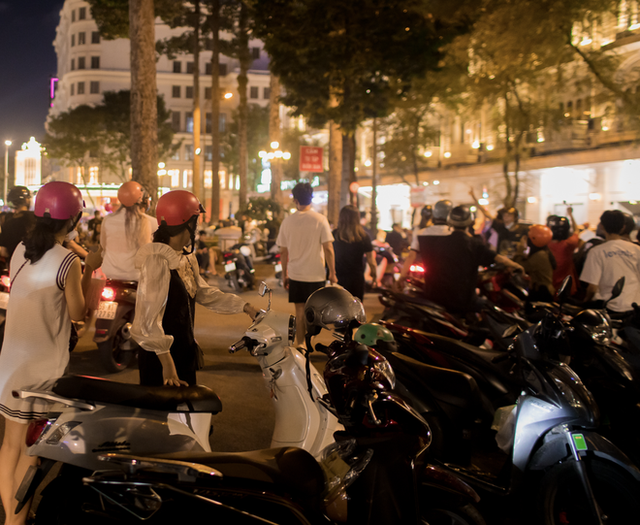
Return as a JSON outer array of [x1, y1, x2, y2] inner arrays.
[[93, 302, 135, 343], [529, 429, 640, 483]]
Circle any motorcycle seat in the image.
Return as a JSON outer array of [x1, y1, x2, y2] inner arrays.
[[52, 375, 222, 414], [391, 353, 482, 414], [386, 290, 445, 310], [105, 279, 138, 289], [150, 447, 325, 501]]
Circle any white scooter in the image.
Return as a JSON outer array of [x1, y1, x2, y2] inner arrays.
[[14, 281, 341, 513]]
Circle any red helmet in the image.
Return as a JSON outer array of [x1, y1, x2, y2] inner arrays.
[[34, 182, 84, 220], [156, 190, 203, 226], [118, 181, 144, 207], [528, 224, 553, 248]]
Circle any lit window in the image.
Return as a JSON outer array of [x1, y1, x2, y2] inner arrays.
[[168, 169, 180, 187], [89, 166, 99, 185], [204, 169, 212, 188], [185, 112, 193, 133], [183, 169, 193, 188]]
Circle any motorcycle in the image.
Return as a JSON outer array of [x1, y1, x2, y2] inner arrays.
[[223, 245, 255, 292], [14, 282, 340, 520], [93, 279, 139, 372], [368, 279, 640, 523], [45, 288, 485, 525]]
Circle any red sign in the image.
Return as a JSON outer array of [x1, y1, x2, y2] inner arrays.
[[299, 146, 324, 173]]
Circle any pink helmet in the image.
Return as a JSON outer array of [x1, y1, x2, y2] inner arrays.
[[156, 190, 203, 226], [34, 182, 84, 220]]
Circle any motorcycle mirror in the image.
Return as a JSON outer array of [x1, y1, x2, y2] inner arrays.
[[258, 281, 269, 297], [556, 275, 572, 305], [607, 276, 625, 305]]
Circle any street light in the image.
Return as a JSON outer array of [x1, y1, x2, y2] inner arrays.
[[258, 143, 291, 193], [4, 140, 12, 206]]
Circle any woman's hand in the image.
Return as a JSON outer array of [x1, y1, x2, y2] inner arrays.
[[243, 303, 260, 319], [158, 353, 188, 387], [85, 246, 104, 272]]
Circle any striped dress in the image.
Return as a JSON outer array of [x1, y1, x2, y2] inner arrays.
[[0, 243, 77, 423]]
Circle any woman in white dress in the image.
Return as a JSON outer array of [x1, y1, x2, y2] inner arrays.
[[0, 182, 102, 525]]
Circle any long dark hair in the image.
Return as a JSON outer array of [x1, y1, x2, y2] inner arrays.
[[24, 216, 69, 264], [336, 205, 366, 243]]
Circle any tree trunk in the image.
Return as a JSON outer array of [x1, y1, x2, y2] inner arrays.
[[192, 0, 202, 202], [370, 118, 378, 231], [502, 92, 513, 208], [268, 74, 282, 207], [129, 0, 158, 203], [328, 120, 342, 227], [208, 0, 220, 224], [340, 133, 351, 210], [237, 2, 250, 208]]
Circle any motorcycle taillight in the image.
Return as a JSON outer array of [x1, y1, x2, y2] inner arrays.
[[0, 274, 10, 289], [26, 419, 50, 447], [410, 264, 425, 273], [223, 252, 233, 259], [101, 287, 116, 301]]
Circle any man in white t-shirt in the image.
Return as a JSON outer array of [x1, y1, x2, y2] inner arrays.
[[581, 210, 640, 313], [277, 183, 337, 345]]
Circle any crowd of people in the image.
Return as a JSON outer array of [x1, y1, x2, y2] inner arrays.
[[0, 179, 637, 524]]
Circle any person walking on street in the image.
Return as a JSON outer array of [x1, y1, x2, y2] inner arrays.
[[0, 182, 102, 525], [131, 190, 259, 387], [277, 183, 337, 345], [333, 205, 378, 300]]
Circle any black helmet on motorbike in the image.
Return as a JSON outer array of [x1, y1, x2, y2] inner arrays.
[[546, 215, 571, 241], [432, 200, 453, 224], [7, 186, 31, 208], [447, 205, 474, 229], [304, 287, 366, 337]]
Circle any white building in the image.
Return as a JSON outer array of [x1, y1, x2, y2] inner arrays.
[[50, 0, 270, 217]]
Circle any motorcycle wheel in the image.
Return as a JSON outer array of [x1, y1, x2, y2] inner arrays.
[[422, 503, 486, 525], [229, 272, 241, 292], [97, 321, 134, 373], [539, 458, 640, 524]]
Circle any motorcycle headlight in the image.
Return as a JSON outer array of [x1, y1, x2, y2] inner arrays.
[[591, 322, 612, 345], [372, 358, 396, 390]]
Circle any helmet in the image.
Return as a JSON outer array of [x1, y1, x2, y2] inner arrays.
[[7, 186, 31, 208], [498, 206, 520, 222], [34, 182, 84, 220], [432, 200, 453, 223], [354, 323, 394, 346], [447, 205, 473, 228], [420, 205, 433, 221], [546, 215, 571, 240], [118, 181, 144, 207], [623, 213, 637, 236], [304, 287, 366, 337], [528, 224, 553, 247], [156, 190, 204, 226]]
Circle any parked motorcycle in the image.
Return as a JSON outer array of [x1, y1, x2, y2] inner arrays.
[[14, 282, 340, 521], [38, 287, 485, 525], [365, 280, 640, 522], [223, 245, 255, 292], [93, 279, 139, 372]]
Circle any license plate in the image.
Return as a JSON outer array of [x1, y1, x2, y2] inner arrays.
[[225, 262, 236, 272], [274, 263, 282, 272], [96, 301, 117, 320]]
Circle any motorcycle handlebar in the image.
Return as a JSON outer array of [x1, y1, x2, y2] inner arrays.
[[315, 343, 331, 355], [229, 336, 254, 353]]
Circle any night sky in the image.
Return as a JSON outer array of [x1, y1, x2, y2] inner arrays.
[[0, 0, 64, 150]]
